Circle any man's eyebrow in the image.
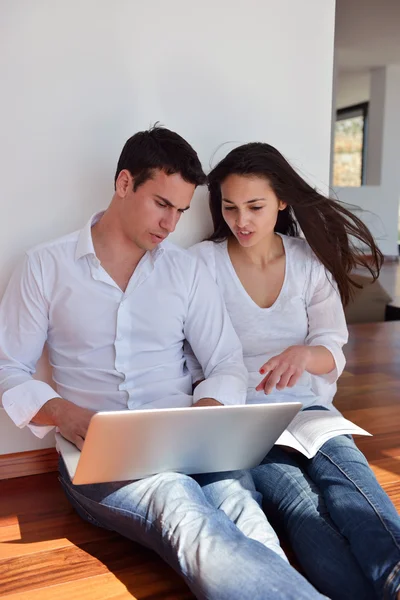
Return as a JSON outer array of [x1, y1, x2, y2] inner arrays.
[[222, 198, 266, 204], [154, 195, 190, 212]]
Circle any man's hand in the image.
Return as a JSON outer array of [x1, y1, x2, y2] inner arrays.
[[32, 397, 96, 450], [192, 398, 223, 407], [256, 346, 311, 395]]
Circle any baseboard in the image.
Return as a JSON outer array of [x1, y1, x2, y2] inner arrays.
[[0, 447, 58, 480]]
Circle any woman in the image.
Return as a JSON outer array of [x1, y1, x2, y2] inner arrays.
[[187, 142, 400, 600]]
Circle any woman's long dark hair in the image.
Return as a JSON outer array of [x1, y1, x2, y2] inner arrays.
[[208, 142, 383, 306]]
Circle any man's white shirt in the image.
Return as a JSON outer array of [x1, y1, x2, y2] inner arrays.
[[0, 213, 247, 438]]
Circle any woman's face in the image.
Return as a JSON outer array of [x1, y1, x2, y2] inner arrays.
[[220, 174, 287, 248]]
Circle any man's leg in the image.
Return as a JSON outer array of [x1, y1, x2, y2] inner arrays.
[[252, 446, 374, 600], [307, 434, 400, 600], [195, 469, 288, 562], [59, 459, 325, 600]]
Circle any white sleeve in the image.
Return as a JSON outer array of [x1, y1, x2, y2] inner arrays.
[[184, 242, 217, 385], [305, 261, 348, 384], [184, 257, 247, 406], [0, 254, 60, 437]]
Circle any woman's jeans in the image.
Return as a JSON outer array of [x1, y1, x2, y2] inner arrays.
[[252, 407, 400, 600], [58, 459, 326, 600]]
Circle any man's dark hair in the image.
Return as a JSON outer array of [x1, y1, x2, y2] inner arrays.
[[114, 124, 206, 191]]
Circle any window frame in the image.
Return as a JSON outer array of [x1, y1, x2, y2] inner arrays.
[[335, 101, 369, 186]]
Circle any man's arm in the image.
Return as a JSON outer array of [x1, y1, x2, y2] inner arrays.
[[184, 259, 248, 406], [0, 253, 93, 446]]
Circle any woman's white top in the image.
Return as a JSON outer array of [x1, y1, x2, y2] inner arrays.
[[187, 235, 348, 410]]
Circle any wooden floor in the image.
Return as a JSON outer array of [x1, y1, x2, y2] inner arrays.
[[335, 321, 400, 507], [0, 321, 399, 599]]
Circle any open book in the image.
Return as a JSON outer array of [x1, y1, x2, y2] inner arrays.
[[275, 410, 371, 459]]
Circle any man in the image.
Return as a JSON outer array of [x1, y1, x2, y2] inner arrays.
[[0, 126, 324, 599]]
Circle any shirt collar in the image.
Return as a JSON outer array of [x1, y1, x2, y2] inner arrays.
[[150, 242, 165, 263], [75, 211, 104, 261], [75, 211, 166, 263]]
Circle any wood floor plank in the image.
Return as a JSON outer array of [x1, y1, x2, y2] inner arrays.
[[3, 567, 193, 600], [340, 406, 400, 436], [353, 432, 400, 459], [0, 472, 114, 558], [0, 545, 108, 595], [0, 542, 192, 599], [0, 472, 66, 515], [0, 515, 113, 558], [336, 389, 400, 412], [368, 459, 400, 487], [0, 536, 190, 597], [0, 573, 134, 600], [379, 481, 400, 512]]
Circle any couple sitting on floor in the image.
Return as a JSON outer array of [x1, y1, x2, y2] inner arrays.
[[0, 125, 399, 600]]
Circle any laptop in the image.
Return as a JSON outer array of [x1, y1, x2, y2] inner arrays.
[[56, 402, 302, 485]]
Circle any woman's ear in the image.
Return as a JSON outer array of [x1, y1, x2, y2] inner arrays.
[[278, 200, 287, 211]]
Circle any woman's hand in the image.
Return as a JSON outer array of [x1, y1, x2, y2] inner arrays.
[[256, 345, 311, 395]]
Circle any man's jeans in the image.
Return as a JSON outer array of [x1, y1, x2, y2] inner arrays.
[[59, 459, 325, 600], [252, 412, 400, 600]]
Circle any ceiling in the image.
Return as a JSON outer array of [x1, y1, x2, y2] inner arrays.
[[335, 0, 400, 73]]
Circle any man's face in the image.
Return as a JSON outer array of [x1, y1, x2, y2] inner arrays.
[[116, 169, 196, 251]]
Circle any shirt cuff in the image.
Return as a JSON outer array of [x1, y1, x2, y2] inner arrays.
[[308, 342, 346, 385], [2, 380, 61, 438], [193, 375, 247, 406]]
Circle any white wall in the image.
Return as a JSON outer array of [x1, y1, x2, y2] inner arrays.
[[0, 0, 336, 455]]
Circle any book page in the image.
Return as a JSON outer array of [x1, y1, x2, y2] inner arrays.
[[277, 411, 371, 458], [275, 430, 309, 455]]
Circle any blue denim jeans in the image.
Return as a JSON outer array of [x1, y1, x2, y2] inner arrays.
[[251, 408, 400, 600], [58, 459, 326, 600]]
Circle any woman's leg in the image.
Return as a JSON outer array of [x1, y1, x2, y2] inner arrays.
[[252, 446, 374, 600], [306, 434, 400, 599]]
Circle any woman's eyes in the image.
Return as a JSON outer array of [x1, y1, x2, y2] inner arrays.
[[223, 206, 263, 211]]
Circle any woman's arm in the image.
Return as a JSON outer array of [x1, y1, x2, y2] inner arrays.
[[257, 261, 348, 395]]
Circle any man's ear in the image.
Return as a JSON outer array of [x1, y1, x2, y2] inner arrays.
[[115, 169, 132, 197]]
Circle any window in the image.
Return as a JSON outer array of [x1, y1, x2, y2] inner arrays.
[[333, 102, 368, 187]]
